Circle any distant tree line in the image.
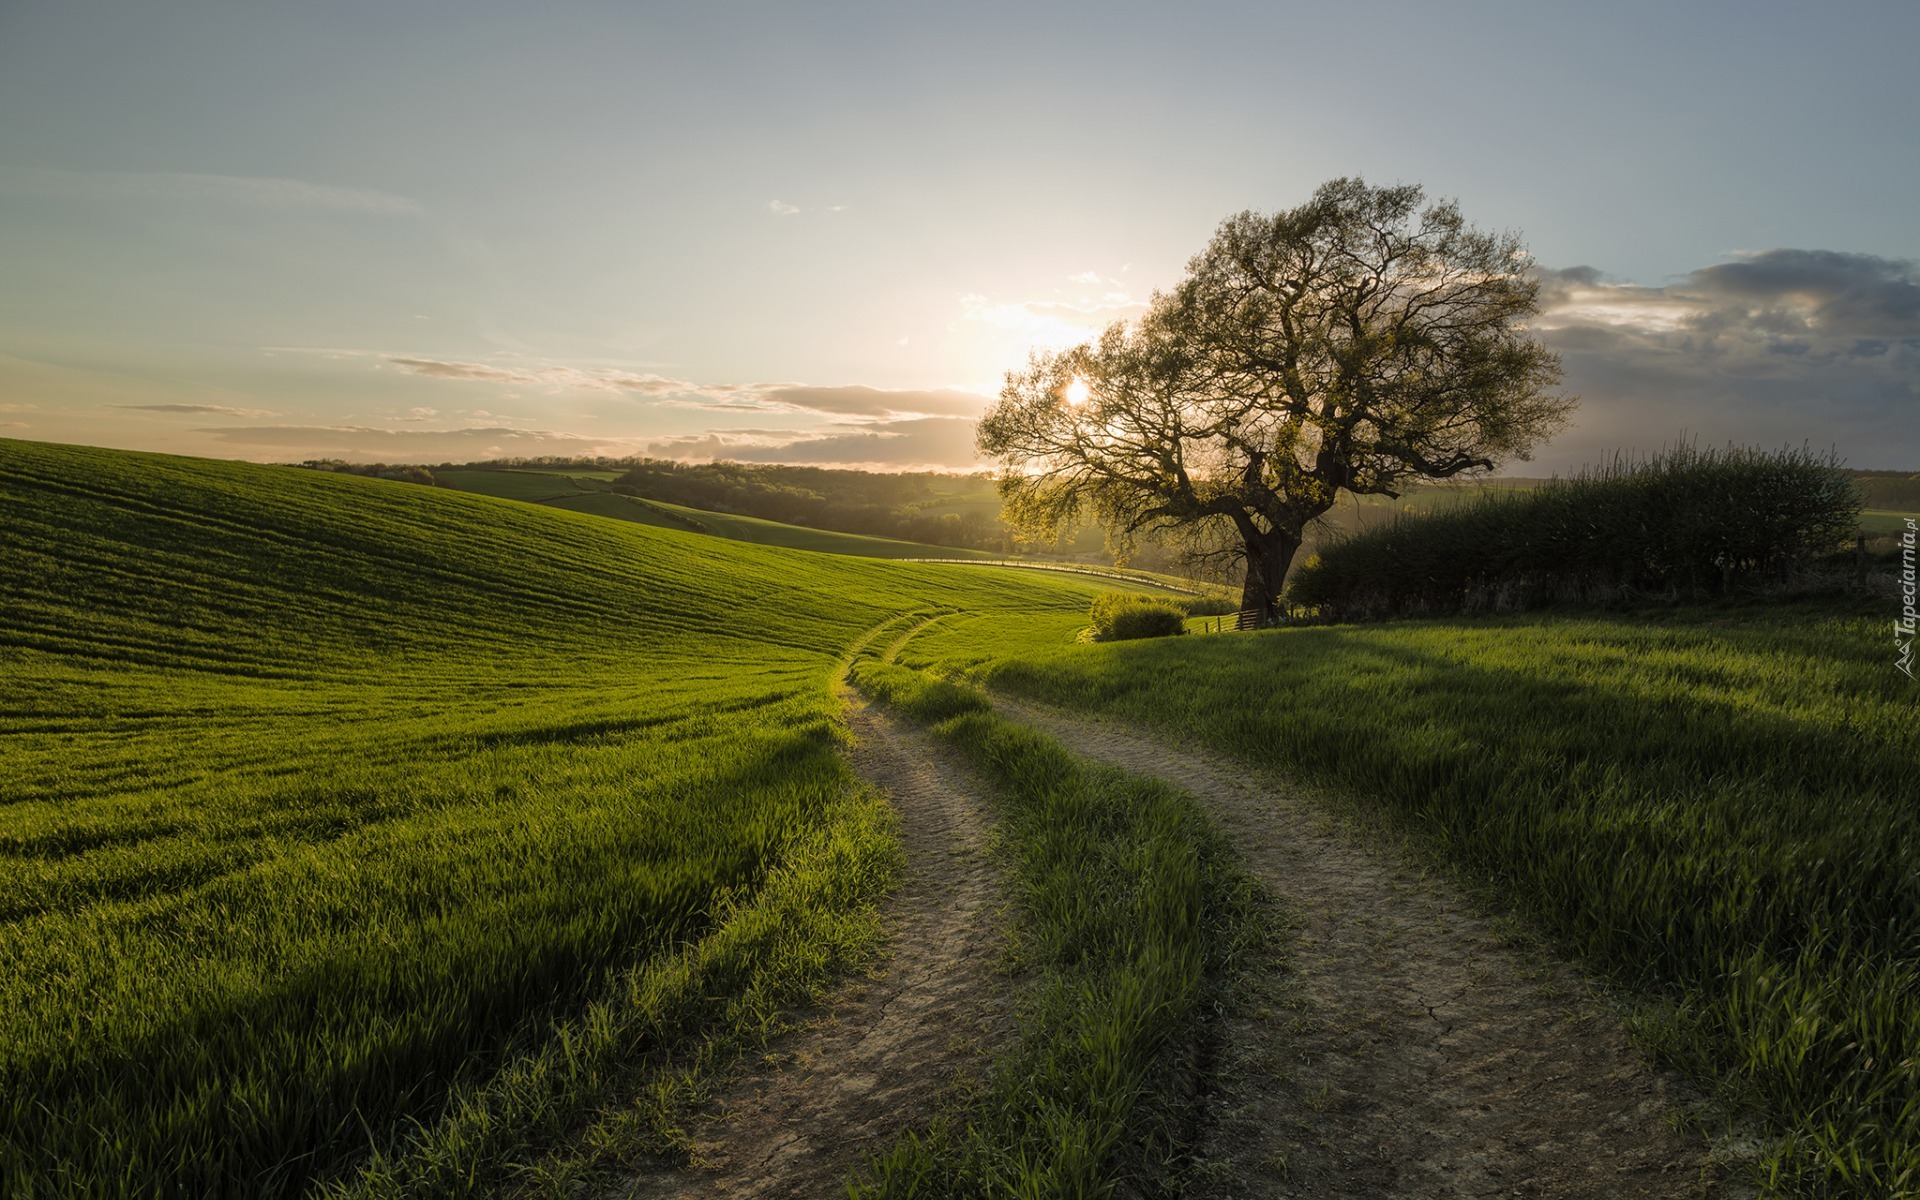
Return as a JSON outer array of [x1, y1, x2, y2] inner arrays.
[[1852, 470, 1920, 512], [290, 453, 1909, 578], [297, 459, 440, 486], [609, 460, 1012, 552], [1289, 445, 1861, 620], [289, 456, 1013, 550]]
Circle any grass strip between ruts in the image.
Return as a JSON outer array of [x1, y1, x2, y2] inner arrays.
[[905, 603, 1919, 1198], [845, 659, 1267, 1199]]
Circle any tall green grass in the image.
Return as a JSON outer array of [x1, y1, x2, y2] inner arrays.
[[847, 659, 1262, 1198], [899, 602, 1917, 1197], [0, 438, 1117, 1197], [1291, 445, 1860, 618]]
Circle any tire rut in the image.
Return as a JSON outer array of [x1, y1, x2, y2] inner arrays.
[[995, 696, 1743, 1200], [614, 687, 1007, 1199]]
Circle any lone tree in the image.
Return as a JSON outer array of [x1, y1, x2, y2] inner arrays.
[[978, 178, 1575, 616]]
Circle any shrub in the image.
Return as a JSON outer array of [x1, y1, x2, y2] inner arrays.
[[1089, 593, 1187, 641], [1180, 595, 1241, 617], [1290, 444, 1860, 620]]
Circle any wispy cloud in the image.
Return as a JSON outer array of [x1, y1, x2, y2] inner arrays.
[[185, 404, 985, 470], [956, 285, 1147, 352], [109, 402, 278, 417], [383, 355, 986, 418], [0, 168, 421, 215], [954, 268, 1151, 359], [193, 419, 978, 471], [387, 356, 729, 398], [765, 199, 846, 217], [759, 385, 985, 418], [387, 358, 534, 384], [722, 417, 983, 471], [196, 423, 644, 460], [639, 416, 982, 471]]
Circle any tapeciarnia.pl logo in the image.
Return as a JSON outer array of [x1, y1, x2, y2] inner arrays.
[[1898, 517, 1916, 680]]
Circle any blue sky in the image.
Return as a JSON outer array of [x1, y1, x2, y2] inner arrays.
[[2, 0, 1916, 471]]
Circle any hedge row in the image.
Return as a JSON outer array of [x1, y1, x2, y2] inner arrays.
[[1289, 445, 1860, 620]]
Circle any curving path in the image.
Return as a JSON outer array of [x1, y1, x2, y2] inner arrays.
[[614, 669, 1007, 1199], [995, 696, 1745, 1200]]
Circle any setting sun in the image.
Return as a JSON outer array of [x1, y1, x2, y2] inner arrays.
[[1063, 376, 1092, 406]]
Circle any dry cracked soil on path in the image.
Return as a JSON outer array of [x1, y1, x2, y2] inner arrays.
[[613, 691, 1008, 1200], [996, 696, 1747, 1200]]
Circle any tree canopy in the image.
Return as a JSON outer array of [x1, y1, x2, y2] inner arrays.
[[977, 177, 1575, 615]]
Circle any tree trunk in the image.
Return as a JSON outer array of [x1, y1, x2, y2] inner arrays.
[[1239, 526, 1303, 622]]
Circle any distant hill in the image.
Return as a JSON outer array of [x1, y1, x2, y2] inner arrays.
[[0, 436, 1128, 1195], [430, 466, 1006, 560], [1851, 469, 1920, 512], [303, 457, 1014, 553], [300, 454, 1920, 587]]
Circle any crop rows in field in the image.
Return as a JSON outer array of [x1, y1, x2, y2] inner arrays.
[[0, 438, 1119, 1197]]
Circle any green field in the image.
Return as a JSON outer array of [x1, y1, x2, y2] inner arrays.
[[895, 602, 1918, 1194], [510, 468, 624, 482], [0, 439, 1125, 1197], [1860, 509, 1919, 536], [435, 468, 1005, 560], [536, 489, 712, 533], [632, 497, 1005, 559], [432, 468, 614, 503], [10, 437, 1912, 1196]]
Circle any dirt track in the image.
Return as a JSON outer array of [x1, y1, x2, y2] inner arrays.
[[613, 691, 1007, 1199], [996, 696, 1741, 1200], [612, 642, 1744, 1199]]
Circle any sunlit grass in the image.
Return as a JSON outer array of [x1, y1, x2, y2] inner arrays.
[[847, 660, 1265, 1198], [0, 438, 1116, 1197], [901, 602, 1918, 1196]]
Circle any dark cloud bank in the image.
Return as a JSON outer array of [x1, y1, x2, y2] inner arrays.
[[1533, 249, 1920, 472]]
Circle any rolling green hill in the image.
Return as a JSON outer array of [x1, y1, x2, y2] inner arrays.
[[544, 490, 1006, 559], [432, 467, 616, 503], [436, 467, 1004, 560], [0, 438, 1120, 1197]]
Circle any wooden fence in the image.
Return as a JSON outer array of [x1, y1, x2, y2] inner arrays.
[[1199, 610, 1268, 633]]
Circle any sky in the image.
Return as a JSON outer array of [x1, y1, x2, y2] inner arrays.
[[2, 0, 1917, 474]]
